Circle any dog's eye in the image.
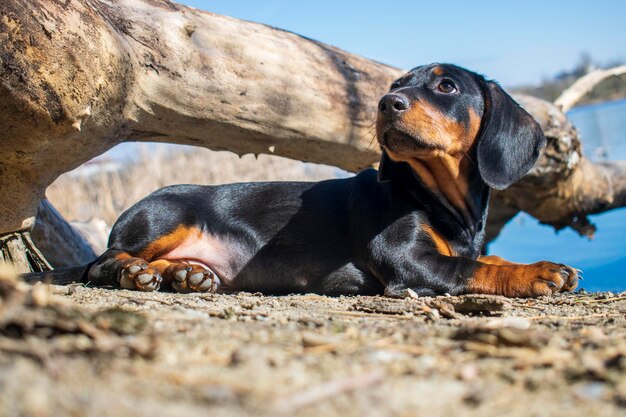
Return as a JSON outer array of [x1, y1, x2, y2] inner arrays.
[[437, 79, 457, 93]]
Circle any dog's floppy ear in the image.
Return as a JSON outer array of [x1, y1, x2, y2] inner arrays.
[[377, 150, 394, 182], [476, 81, 546, 190]]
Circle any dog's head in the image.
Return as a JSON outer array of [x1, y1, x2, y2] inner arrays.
[[376, 63, 545, 190]]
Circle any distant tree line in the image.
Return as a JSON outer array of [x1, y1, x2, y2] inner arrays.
[[512, 53, 626, 106]]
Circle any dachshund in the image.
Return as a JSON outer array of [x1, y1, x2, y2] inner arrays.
[[35, 63, 578, 297]]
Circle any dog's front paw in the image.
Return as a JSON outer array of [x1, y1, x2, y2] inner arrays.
[[511, 261, 578, 296], [119, 258, 162, 291]]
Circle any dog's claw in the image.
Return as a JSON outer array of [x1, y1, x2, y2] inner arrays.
[[546, 280, 558, 289]]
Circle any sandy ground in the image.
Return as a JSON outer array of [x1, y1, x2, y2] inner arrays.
[[1, 277, 626, 417]]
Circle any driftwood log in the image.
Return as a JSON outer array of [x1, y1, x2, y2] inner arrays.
[[554, 65, 626, 113], [1, 0, 625, 270]]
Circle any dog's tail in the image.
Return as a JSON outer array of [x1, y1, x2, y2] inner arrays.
[[21, 263, 93, 286]]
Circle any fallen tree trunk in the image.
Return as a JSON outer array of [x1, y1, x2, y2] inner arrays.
[[1, 0, 625, 270], [0, 0, 400, 238]]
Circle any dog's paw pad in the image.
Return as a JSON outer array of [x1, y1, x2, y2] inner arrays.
[[174, 267, 191, 282], [119, 258, 162, 291], [166, 263, 219, 293]]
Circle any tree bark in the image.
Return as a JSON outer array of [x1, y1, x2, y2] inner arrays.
[[1, 0, 625, 267], [0, 0, 400, 236]]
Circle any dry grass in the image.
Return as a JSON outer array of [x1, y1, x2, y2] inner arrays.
[[46, 144, 347, 226]]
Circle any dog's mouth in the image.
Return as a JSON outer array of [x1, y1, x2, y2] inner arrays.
[[381, 128, 442, 154]]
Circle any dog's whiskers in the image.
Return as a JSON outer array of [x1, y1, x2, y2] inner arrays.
[[462, 151, 478, 170]]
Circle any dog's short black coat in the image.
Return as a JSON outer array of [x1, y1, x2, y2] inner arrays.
[[34, 63, 578, 297]]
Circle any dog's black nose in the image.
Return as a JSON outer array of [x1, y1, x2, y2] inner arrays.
[[378, 94, 409, 114]]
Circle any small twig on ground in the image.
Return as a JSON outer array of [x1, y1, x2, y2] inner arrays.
[[512, 304, 545, 311], [273, 370, 385, 412], [526, 313, 622, 321], [114, 292, 174, 306], [325, 310, 414, 320], [575, 296, 626, 304]]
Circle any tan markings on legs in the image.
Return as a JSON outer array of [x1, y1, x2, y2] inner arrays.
[[148, 259, 175, 275], [478, 255, 520, 266], [114, 252, 133, 262], [467, 261, 579, 297]]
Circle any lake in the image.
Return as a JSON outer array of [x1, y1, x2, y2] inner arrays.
[[489, 98, 626, 291]]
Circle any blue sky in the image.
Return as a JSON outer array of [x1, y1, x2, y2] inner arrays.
[[178, 0, 626, 87]]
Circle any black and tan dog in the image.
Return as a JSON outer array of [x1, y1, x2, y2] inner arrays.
[[45, 63, 579, 297]]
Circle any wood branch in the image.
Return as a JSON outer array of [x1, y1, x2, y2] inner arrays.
[[554, 65, 626, 112], [0, 230, 51, 273], [0, 0, 401, 234], [1, 0, 626, 263]]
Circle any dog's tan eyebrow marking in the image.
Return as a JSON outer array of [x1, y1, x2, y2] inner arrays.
[[432, 66, 444, 76]]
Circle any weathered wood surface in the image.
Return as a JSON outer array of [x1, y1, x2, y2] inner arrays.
[[0, 230, 51, 272], [1, 0, 626, 267], [0, 0, 400, 236]]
